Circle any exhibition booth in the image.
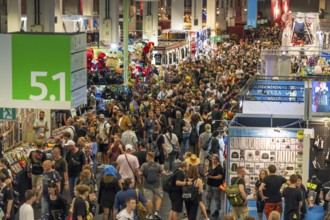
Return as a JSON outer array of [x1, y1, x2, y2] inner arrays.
[[231, 74, 330, 219]]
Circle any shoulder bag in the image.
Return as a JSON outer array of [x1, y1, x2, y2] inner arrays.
[[165, 134, 181, 153]]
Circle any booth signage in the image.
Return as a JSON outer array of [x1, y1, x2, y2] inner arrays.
[[247, 0, 258, 28], [0, 108, 16, 120], [0, 33, 87, 109]]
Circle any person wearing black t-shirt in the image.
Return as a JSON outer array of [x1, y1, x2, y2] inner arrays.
[[28, 141, 47, 204], [132, 141, 147, 166], [72, 184, 91, 220], [259, 165, 287, 218], [230, 166, 249, 219], [168, 161, 189, 220], [297, 174, 307, 219], [255, 170, 268, 220], [306, 175, 323, 208], [65, 140, 87, 199], [0, 173, 14, 220], [283, 175, 303, 220], [205, 154, 224, 217], [321, 180, 330, 211]]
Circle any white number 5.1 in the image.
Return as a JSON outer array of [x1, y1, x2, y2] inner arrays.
[[29, 71, 65, 101]]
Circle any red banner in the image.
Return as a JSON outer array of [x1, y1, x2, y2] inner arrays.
[[271, 0, 282, 23], [282, 0, 290, 14]]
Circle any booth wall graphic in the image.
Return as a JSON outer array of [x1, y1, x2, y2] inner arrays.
[[228, 128, 304, 219], [308, 121, 330, 183], [247, 0, 257, 28]]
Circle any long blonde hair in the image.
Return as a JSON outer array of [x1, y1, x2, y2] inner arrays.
[[268, 211, 281, 220]]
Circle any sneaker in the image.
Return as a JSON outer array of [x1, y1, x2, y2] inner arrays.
[[147, 214, 153, 219], [175, 159, 182, 163], [154, 212, 161, 219], [211, 210, 219, 217]]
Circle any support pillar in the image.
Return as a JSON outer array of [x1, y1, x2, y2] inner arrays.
[[7, 0, 22, 32], [171, 0, 184, 30], [27, 0, 56, 32], [325, 0, 330, 21], [218, 0, 227, 31], [83, 0, 93, 16], [191, 0, 203, 31], [54, 0, 63, 32], [143, 1, 158, 45], [227, 0, 235, 27], [129, 0, 137, 32], [206, 0, 217, 30], [99, 0, 119, 44]]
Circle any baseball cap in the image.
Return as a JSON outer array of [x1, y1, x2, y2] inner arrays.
[[126, 144, 133, 151], [99, 114, 105, 119], [65, 140, 75, 146]]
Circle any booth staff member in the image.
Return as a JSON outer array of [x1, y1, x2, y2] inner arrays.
[[33, 111, 49, 139]]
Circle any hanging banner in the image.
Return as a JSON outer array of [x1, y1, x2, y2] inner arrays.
[[271, 0, 282, 23], [0, 33, 87, 110], [282, 0, 290, 14], [247, 0, 257, 28]]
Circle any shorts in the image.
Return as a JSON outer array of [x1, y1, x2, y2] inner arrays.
[[99, 143, 109, 153], [169, 192, 183, 213], [264, 202, 283, 218], [31, 174, 43, 189], [257, 200, 266, 213], [155, 154, 165, 165], [143, 187, 163, 200], [231, 205, 249, 219]]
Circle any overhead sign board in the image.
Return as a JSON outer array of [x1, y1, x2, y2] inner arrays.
[[0, 108, 16, 120], [0, 33, 87, 109]]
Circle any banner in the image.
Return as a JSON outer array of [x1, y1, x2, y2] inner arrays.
[[271, 0, 282, 23], [0, 33, 87, 109], [247, 0, 257, 28]]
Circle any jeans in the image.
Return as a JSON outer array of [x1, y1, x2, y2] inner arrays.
[[205, 185, 221, 210], [92, 155, 97, 174], [182, 132, 190, 154], [41, 196, 49, 220], [169, 151, 176, 171], [69, 176, 78, 199]]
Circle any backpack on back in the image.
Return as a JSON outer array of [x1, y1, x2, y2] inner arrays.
[[163, 170, 178, 193], [150, 135, 160, 157], [182, 178, 198, 201], [202, 99, 212, 112], [68, 126, 78, 143], [144, 162, 159, 185], [189, 126, 199, 145], [225, 178, 245, 206], [173, 118, 184, 137]]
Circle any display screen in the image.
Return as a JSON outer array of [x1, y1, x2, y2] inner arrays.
[[312, 81, 330, 113]]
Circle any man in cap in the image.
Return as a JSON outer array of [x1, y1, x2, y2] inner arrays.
[[65, 140, 86, 198], [116, 144, 140, 185]]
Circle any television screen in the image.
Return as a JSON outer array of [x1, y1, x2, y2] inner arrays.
[[312, 81, 330, 113]]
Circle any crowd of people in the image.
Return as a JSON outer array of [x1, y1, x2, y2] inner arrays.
[[0, 24, 326, 220]]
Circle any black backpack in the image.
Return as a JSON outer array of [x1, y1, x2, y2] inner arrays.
[[144, 162, 159, 184], [173, 118, 184, 137], [202, 99, 213, 112], [163, 170, 179, 193], [189, 126, 199, 145], [150, 135, 161, 157]]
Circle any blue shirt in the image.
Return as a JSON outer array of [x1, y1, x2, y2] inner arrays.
[[114, 189, 147, 211], [92, 142, 98, 156]]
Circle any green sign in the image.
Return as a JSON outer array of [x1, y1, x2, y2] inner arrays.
[[0, 33, 86, 109], [12, 35, 71, 102], [211, 36, 222, 43], [0, 108, 16, 120]]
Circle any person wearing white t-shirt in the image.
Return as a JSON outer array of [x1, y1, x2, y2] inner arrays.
[[19, 190, 36, 220], [116, 197, 137, 220], [33, 111, 49, 139]]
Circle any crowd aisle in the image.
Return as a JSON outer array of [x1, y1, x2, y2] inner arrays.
[[11, 25, 315, 220]]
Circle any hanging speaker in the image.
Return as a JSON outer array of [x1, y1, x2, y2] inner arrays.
[[194, 18, 198, 26]]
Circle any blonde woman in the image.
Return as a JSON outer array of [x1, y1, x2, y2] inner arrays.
[[255, 170, 268, 220], [268, 211, 281, 220]]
